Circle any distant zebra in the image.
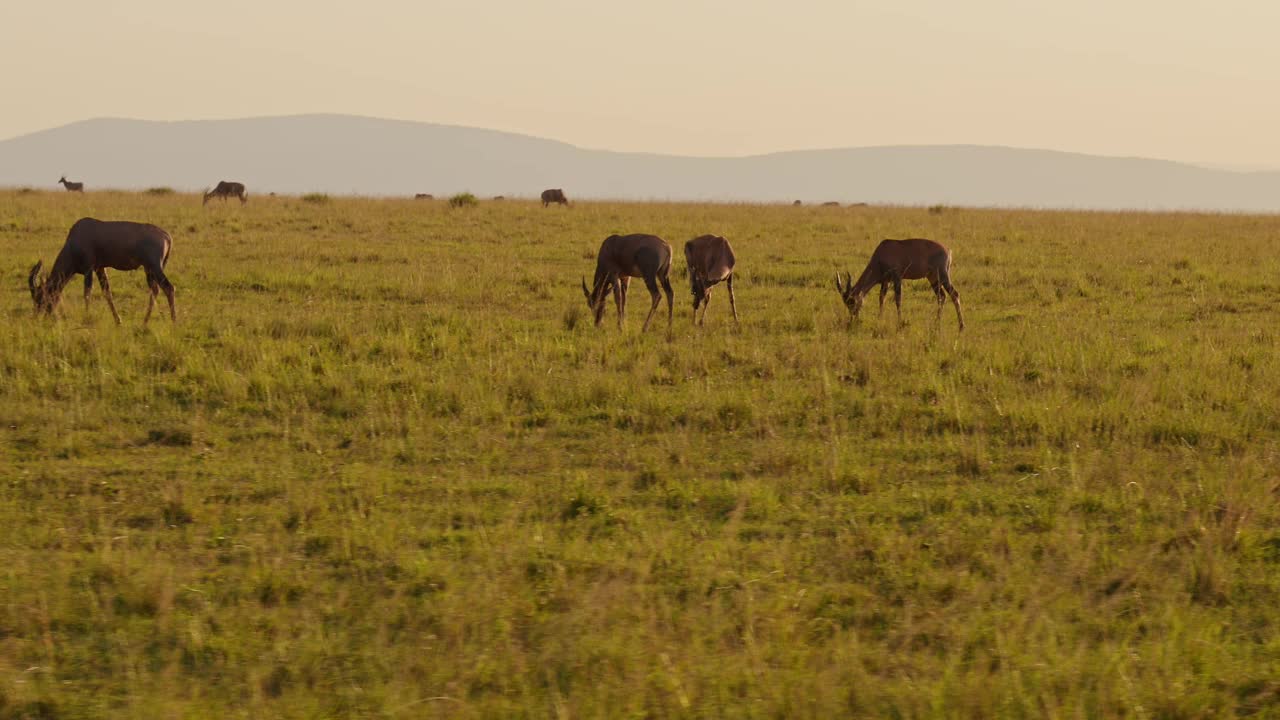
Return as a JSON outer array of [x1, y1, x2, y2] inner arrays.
[[203, 181, 247, 205], [58, 176, 84, 192]]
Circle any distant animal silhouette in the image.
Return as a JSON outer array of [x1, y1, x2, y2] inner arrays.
[[415, 193, 434, 200], [203, 181, 247, 205], [541, 188, 569, 207], [58, 176, 84, 192], [821, 201, 840, 206], [29, 217, 176, 324], [582, 234, 673, 332], [835, 238, 963, 330], [684, 234, 738, 325], [792, 200, 802, 206], [492, 195, 505, 201]]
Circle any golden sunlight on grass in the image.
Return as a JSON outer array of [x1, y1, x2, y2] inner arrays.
[[2, 191, 1278, 717]]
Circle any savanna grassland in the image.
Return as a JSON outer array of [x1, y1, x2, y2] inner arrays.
[[1, 189, 1279, 719]]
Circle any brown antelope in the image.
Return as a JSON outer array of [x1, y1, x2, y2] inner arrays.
[[581, 234, 673, 332], [29, 218, 176, 324], [58, 176, 84, 192], [835, 238, 964, 330], [203, 180, 247, 205], [541, 188, 569, 207], [684, 234, 738, 325], [414, 193, 434, 200]]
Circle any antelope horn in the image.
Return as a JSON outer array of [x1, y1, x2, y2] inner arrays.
[[834, 272, 843, 293], [581, 276, 590, 299], [28, 261, 43, 293]]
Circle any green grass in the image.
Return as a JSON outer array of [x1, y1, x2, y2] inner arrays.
[[2, 191, 1279, 718]]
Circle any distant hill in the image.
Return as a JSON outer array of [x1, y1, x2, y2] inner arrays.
[[3, 114, 1280, 211]]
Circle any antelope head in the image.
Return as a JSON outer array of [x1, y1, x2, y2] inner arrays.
[[688, 270, 708, 311], [28, 261, 54, 314], [835, 270, 863, 320], [582, 276, 609, 326]]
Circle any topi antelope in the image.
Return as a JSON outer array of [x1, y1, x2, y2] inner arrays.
[[581, 234, 674, 332], [684, 234, 738, 325], [541, 188, 568, 207], [835, 238, 964, 330], [203, 180, 247, 205], [29, 218, 177, 324], [58, 176, 84, 192]]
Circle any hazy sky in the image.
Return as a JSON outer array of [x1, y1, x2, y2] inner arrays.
[[6, 0, 1280, 166]]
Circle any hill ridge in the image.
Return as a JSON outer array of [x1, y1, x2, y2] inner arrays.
[[3, 115, 1278, 210]]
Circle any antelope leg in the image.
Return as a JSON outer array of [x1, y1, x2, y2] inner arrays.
[[641, 282, 661, 333], [661, 274, 673, 330], [893, 276, 903, 327], [165, 283, 176, 322], [96, 269, 122, 324], [727, 275, 739, 323], [144, 281, 158, 324]]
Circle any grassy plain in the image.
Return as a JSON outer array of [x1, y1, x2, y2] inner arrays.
[[1, 190, 1279, 718]]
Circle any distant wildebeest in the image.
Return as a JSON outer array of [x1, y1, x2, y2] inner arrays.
[[28, 218, 177, 324], [541, 188, 569, 207], [203, 181, 247, 205], [792, 200, 802, 206], [835, 238, 963, 330], [684, 234, 738, 325], [492, 195, 505, 201], [58, 176, 84, 192], [415, 193, 434, 200], [582, 234, 673, 332], [821, 201, 840, 207]]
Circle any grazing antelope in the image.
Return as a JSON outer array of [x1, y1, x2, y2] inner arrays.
[[58, 176, 84, 192], [414, 193, 434, 200], [684, 234, 738, 325], [203, 180, 247, 205], [821, 201, 841, 207], [581, 234, 674, 332], [541, 188, 569, 207], [835, 238, 964, 330], [29, 218, 176, 325]]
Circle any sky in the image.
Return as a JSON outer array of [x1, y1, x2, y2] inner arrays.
[[5, 0, 1280, 167]]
